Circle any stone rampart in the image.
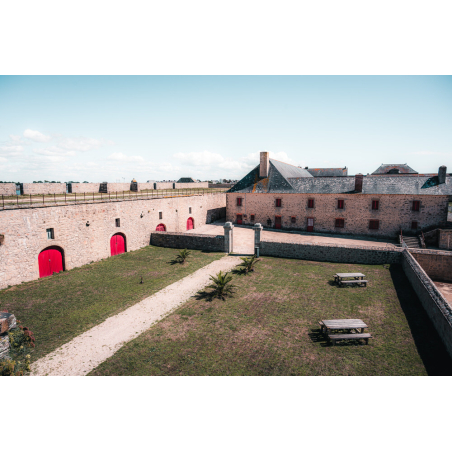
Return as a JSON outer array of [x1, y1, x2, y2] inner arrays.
[[0, 193, 226, 289], [174, 182, 209, 189], [402, 249, 452, 358], [138, 183, 155, 191], [151, 231, 224, 252], [410, 249, 452, 282], [155, 182, 174, 189], [70, 183, 100, 193], [259, 240, 402, 264], [0, 184, 17, 196], [105, 183, 132, 193], [23, 183, 67, 195]]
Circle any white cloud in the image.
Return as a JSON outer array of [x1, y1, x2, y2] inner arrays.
[[0, 145, 24, 156], [23, 129, 52, 142], [108, 152, 145, 163], [59, 137, 104, 152], [33, 146, 76, 157]]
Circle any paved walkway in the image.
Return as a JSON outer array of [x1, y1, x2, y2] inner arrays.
[[31, 255, 241, 376], [188, 223, 397, 253]]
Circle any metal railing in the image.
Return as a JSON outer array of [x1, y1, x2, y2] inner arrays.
[[0, 187, 228, 210]]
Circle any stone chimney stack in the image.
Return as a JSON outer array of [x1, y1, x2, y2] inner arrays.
[[260, 152, 270, 178], [355, 173, 363, 193], [438, 165, 447, 184]]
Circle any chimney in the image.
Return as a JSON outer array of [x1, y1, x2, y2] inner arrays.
[[355, 173, 363, 193], [260, 152, 270, 178], [438, 165, 447, 184]]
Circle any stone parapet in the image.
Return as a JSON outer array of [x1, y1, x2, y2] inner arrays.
[[23, 183, 67, 195]]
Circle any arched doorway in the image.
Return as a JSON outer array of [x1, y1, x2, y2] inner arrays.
[[186, 217, 194, 230], [110, 233, 126, 256], [156, 223, 166, 232], [38, 246, 64, 278]]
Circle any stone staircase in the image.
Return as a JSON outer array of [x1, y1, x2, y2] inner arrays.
[[397, 235, 422, 249]]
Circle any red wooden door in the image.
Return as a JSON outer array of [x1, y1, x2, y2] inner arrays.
[[110, 233, 125, 256], [275, 216, 281, 229], [156, 223, 166, 231], [187, 217, 194, 230], [307, 217, 314, 232], [39, 247, 63, 278], [236, 214, 242, 225]]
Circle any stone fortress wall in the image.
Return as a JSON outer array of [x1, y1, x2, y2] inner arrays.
[[0, 184, 16, 196], [0, 193, 226, 289], [226, 192, 449, 238], [70, 183, 101, 193], [22, 183, 67, 195]]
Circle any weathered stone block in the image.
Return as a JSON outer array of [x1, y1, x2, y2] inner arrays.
[[0, 312, 16, 334]]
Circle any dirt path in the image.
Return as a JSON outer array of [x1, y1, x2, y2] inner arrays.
[[30, 254, 241, 376]]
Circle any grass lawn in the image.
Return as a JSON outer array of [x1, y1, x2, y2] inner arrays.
[[0, 247, 224, 361], [90, 257, 452, 376]]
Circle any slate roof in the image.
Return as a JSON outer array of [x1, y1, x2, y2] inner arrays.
[[177, 177, 195, 183], [229, 158, 452, 195], [372, 164, 418, 175], [306, 167, 348, 177]]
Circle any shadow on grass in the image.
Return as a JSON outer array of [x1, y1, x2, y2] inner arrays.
[[390, 264, 452, 376], [194, 289, 216, 302]]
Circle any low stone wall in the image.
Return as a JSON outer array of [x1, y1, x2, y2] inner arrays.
[[411, 249, 452, 282], [151, 231, 225, 252], [174, 182, 209, 189], [105, 183, 132, 193], [0, 184, 16, 196], [23, 183, 67, 195], [70, 183, 100, 193], [439, 229, 452, 250], [155, 182, 174, 190], [402, 250, 452, 358], [259, 240, 402, 264], [138, 183, 155, 191]]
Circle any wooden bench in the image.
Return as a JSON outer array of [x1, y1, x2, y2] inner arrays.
[[329, 333, 372, 346], [339, 280, 368, 287]]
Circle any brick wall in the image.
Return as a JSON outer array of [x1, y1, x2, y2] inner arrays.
[[227, 193, 449, 238], [70, 183, 100, 193], [410, 249, 452, 282], [0, 193, 225, 289], [439, 229, 452, 250], [151, 231, 224, 251], [0, 184, 16, 196], [259, 240, 402, 264], [23, 183, 67, 195], [402, 250, 452, 358]]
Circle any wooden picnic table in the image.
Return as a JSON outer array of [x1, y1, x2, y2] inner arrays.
[[320, 319, 368, 334], [334, 273, 367, 286]]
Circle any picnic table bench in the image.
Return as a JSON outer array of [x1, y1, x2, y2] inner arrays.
[[318, 319, 372, 346], [334, 273, 367, 287]]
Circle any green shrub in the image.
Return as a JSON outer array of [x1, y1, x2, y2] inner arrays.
[[0, 323, 35, 376]]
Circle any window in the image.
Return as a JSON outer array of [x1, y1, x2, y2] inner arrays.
[[335, 218, 344, 228], [276, 198, 282, 207], [337, 199, 344, 209], [412, 201, 420, 212], [237, 198, 242, 206], [369, 220, 380, 230], [308, 198, 314, 208], [372, 200, 379, 210], [46, 228, 54, 239], [411, 221, 418, 230], [115, 218, 120, 227], [159, 212, 163, 220], [189, 207, 192, 214], [291, 216, 296, 224], [250, 214, 255, 222]]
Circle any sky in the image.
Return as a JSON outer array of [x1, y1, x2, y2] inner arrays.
[[0, 75, 451, 183]]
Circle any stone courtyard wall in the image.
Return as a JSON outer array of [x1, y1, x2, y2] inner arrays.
[[23, 183, 67, 195], [0, 184, 17, 196], [151, 231, 224, 251], [227, 193, 449, 238], [259, 240, 402, 264], [174, 182, 209, 189], [402, 250, 452, 358], [0, 193, 226, 289], [410, 249, 452, 282]]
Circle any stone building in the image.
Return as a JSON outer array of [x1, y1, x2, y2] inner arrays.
[[227, 152, 451, 238], [0, 193, 225, 289]]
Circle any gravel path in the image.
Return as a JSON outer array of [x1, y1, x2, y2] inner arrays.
[[31, 254, 241, 376]]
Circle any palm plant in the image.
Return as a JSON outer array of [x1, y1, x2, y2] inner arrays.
[[238, 255, 260, 274], [207, 271, 235, 300], [176, 248, 191, 264]]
